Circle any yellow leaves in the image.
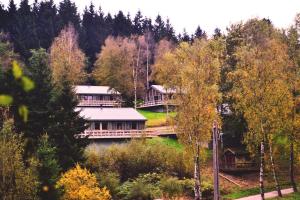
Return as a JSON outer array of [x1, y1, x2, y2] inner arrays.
[[50, 25, 86, 85], [230, 37, 293, 144], [56, 164, 111, 200]]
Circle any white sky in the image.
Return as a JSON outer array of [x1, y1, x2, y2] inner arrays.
[[2, 0, 300, 35]]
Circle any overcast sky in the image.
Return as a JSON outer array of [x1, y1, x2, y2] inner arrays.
[[2, 0, 300, 35]]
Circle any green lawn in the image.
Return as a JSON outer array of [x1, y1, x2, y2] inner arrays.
[[137, 109, 176, 127], [146, 137, 183, 151]]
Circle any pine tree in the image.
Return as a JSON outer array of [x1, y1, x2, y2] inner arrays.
[[49, 75, 87, 170], [37, 134, 61, 200], [20, 49, 54, 153], [57, 0, 81, 32]]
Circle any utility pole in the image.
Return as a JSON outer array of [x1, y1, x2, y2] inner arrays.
[[213, 120, 220, 200]]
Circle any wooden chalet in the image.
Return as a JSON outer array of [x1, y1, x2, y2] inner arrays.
[[220, 148, 258, 172], [76, 107, 151, 139], [75, 85, 122, 107], [138, 85, 176, 111]]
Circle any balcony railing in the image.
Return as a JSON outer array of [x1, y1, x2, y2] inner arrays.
[[77, 129, 157, 139], [137, 100, 177, 108], [78, 100, 122, 107]]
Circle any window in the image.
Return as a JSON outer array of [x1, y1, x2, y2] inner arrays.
[[117, 122, 122, 130], [95, 122, 100, 130], [102, 122, 108, 130], [132, 122, 137, 130]]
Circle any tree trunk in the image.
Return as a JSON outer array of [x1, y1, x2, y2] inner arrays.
[[194, 142, 202, 200], [146, 36, 149, 90], [134, 45, 141, 109], [260, 140, 265, 200], [269, 140, 282, 197], [213, 121, 220, 200], [290, 138, 298, 192]]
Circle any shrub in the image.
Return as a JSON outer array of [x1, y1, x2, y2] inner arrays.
[[56, 164, 111, 200], [97, 172, 120, 200], [160, 177, 184, 199], [84, 139, 193, 181], [117, 173, 161, 200]]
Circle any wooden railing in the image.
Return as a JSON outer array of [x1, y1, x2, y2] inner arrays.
[[138, 100, 177, 108], [78, 100, 121, 107], [77, 129, 157, 139], [220, 162, 259, 171]]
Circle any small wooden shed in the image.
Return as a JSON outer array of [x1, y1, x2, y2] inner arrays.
[[220, 148, 258, 172]]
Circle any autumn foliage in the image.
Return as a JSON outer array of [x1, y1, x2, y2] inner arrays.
[[56, 164, 111, 200]]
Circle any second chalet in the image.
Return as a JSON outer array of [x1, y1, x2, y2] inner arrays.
[[138, 85, 176, 112], [75, 85, 122, 107]]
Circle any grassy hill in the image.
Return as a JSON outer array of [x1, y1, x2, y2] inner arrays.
[[137, 109, 176, 127]]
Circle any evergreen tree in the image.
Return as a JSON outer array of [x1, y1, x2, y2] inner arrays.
[[13, 0, 38, 58], [112, 11, 132, 37], [153, 15, 166, 42], [20, 49, 54, 152], [36, 0, 59, 49], [49, 75, 87, 170], [194, 26, 207, 40], [37, 134, 61, 200], [133, 10, 143, 35], [57, 0, 81, 31]]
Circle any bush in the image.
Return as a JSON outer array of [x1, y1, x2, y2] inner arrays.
[[160, 177, 184, 199], [117, 173, 161, 200], [97, 172, 120, 200], [84, 139, 193, 181], [56, 164, 111, 200]]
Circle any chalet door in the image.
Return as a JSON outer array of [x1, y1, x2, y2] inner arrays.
[[226, 155, 235, 168]]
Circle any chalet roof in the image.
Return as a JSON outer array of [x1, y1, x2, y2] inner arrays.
[[75, 85, 120, 95], [151, 85, 176, 94], [223, 148, 248, 156], [76, 107, 147, 121]]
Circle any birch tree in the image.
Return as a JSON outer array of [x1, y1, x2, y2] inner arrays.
[[160, 38, 224, 199], [229, 38, 292, 199], [50, 24, 86, 85]]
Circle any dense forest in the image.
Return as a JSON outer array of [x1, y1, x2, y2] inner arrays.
[[0, 0, 208, 75]]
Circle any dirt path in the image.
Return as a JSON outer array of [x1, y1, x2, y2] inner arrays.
[[235, 188, 294, 200]]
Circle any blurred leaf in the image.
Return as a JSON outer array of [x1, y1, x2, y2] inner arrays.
[[18, 105, 28, 122], [0, 95, 13, 106], [21, 76, 35, 92], [12, 61, 23, 79]]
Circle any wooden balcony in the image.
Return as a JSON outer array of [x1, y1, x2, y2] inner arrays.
[[220, 162, 259, 172], [77, 129, 157, 139], [137, 100, 177, 108], [77, 100, 122, 107]]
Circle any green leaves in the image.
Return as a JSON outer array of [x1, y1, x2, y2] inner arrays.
[[18, 105, 29, 122], [21, 77, 35, 92], [0, 95, 13, 106], [1, 61, 35, 122], [12, 61, 23, 79]]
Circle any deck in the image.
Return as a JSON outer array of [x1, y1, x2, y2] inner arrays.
[[137, 100, 177, 108], [77, 128, 176, 139], [77, 100, 122, 107], [220, 162, 259, 172]]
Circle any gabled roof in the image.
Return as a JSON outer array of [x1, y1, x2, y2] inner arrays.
[[76, 107, 147, 121], [75, 85, 120, 95], [151, 85, 176, 94]]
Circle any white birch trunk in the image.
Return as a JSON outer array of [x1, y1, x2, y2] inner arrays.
[[269, 140, 282, 197]]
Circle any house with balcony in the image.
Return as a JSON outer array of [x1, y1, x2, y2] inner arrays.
[[138, 85, 176, 112], [76, 107, 151, 139], [75, 85, 122, 107]]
